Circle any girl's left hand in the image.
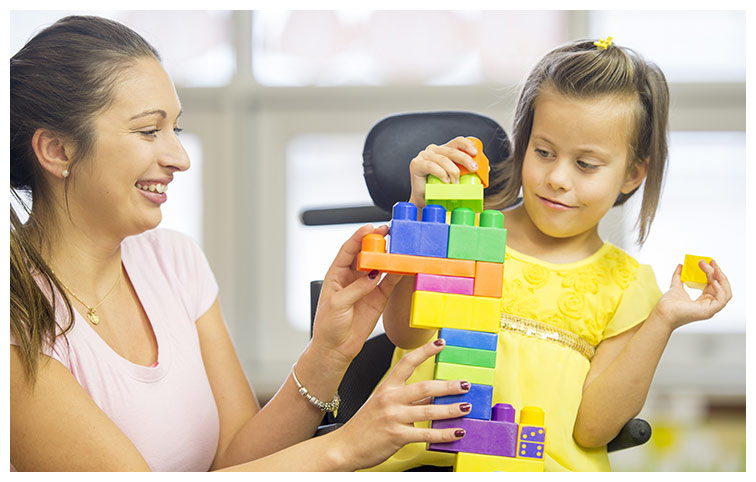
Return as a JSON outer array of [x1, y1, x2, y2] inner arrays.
[[310, 224, 402, 369], [654, 259, 733, 330]]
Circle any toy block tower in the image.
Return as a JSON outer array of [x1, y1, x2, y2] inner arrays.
[[356, 137, 546, 471]]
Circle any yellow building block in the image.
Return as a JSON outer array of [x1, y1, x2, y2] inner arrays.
[[454, 452, 544, 472], [409, 290, 500, 333], [434, 361, 495, 386], [680, 254, 712, 290]]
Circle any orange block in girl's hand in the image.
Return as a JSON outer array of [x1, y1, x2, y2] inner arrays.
[[457, 137, 490, 188]]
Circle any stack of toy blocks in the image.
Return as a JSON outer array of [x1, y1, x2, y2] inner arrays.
[[357, 137, 546, 471]]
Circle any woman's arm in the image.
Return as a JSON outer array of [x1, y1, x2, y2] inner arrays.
[[201, 223, 469, 469], [10, 346, 152, 471], [573, 260, 732, 448], [218, 339, 471, 471]]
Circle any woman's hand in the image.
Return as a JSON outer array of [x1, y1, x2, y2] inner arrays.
[[408, 136, 479, 208], [653, 259, 733, 331], [330, 338, 471, 471], [310, 224, 402, 369]]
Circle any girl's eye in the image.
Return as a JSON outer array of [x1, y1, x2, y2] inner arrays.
[[577, 160, 599, 170], [535, 148, 552, 158]]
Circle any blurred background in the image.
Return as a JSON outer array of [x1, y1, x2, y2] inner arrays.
[[10, 10, 747, 471]]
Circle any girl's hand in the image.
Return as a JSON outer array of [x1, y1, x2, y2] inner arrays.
[[653, 259, 733, 331], [331, 339, 471, 470], [408, 136, 479, 208], [310, 224, 402, 369]]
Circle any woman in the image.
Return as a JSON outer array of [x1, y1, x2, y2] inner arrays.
[[10, 15, 470, 471]]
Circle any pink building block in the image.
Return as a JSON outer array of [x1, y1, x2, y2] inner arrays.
[[415, 273, 475, 296]]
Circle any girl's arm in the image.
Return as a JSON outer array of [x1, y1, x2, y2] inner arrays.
[[573, 260, 732, 448], [383, 136, 479, 349]]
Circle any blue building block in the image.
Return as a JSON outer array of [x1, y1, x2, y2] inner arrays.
[[433, 383, 494, 420], [389, 202, 449, 258], [439, 328, 498, 351]]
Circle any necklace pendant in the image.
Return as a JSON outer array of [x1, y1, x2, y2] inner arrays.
[[87, 309, 100, 325]]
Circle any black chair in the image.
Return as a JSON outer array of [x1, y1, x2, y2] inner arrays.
[[304, 111, 652, 462]]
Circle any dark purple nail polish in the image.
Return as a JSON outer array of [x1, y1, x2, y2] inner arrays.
[[455, 429, 466, 438], [460, 403, 472, 413], [460, 381, 470, 391], [433, 338, 445, 347], [368, 270, 379, 279]]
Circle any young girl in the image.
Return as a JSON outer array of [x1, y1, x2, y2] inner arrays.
[[369, 39, 733, 471]]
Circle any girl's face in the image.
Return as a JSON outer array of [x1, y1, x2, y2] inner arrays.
[[67, 57, 189, 239], [520, 90, 646, 242]]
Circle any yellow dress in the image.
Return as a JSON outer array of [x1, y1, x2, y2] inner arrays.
[[364, 242, 662, 472]]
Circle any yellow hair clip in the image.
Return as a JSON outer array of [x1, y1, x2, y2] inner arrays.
[[594, 36, 613, 50]]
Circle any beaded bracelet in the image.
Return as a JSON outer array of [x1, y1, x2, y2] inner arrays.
[[291, 363, 340, 415]]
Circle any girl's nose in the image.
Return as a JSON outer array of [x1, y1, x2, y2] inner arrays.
[[545, 159, 571, 191]]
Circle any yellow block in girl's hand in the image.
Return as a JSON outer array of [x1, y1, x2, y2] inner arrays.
[[681, 254, 713, 290]]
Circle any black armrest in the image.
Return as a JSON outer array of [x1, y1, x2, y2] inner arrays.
[[606, 418, 652, 453]]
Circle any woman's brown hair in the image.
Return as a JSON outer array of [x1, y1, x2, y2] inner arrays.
[[10, 15, 160, 383], [486, 39, 670, 245]]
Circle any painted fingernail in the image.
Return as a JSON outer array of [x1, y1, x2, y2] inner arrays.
[[460, 403, 472, 413], [433, 338, 445, 347], [455, 429, 466, 438], [460, 381, 470, 391], [368, 270, 379, 279]]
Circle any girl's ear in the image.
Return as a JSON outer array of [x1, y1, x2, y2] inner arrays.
[[621, 157, 649, 195], [31, 128, 73, 179]]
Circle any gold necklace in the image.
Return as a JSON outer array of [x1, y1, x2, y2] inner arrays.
[[52, 267, 123, 325]]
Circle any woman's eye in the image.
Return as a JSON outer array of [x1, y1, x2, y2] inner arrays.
[[173, 127, 183, 136], [139, 129, 160, 138], [535, 148, 551, 158]]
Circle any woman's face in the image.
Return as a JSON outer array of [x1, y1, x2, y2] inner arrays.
[[66, 57, 189, 239]]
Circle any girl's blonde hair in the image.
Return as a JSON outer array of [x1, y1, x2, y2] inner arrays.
[[486, 39, 669, 245]]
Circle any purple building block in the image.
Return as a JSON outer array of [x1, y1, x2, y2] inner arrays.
[[389, 203, 449, 258], [415, 273, 475, 295], [428, 403, 519, 457]]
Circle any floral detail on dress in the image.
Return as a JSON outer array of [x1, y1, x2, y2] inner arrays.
[[559, 265, 609, 294], [522, 263, 551, 289], [501, 279, 540, 320], [557, 291, 585, 320]]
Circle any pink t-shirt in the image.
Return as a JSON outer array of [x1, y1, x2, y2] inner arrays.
[[11, 229, 221, 471]]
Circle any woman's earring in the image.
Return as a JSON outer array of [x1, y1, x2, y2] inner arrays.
[[62, 169, 69, 178]]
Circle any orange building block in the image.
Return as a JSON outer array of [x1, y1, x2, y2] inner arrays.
[[457, 137, 490, 188], [473, 261, 504, 298], [357, 233, 475, 278]]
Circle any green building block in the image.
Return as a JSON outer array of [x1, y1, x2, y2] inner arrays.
[[434, 361, 495, 386], [425, 174, 484, 213], [436, 345, 497, 369], [447, 208, 507, 263]]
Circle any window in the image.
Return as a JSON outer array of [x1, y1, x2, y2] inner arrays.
[[620, 132, 745, 333], [251, 10, 568, 86], [587, 11, 746, 82], [10, 10, 235, 87], [285, 133, 374, 332]]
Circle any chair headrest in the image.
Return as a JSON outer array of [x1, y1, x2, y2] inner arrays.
[[362, 111, 510, 212]]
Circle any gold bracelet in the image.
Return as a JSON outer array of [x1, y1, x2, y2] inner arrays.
[[291, 363, 340, 415]]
